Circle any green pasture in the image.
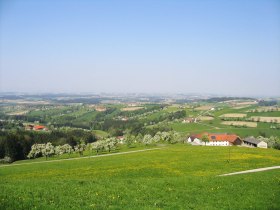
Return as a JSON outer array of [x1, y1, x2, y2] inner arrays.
[[170, 120, 280, 137], [93, 130, 110, 138], [1, 145, 279, 209], [247, 111, 280, 117]]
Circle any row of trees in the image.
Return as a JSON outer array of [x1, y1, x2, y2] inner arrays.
[[0, 129, 97, 162], [26, 131, 186, 160], [27, 137, 119, 159]]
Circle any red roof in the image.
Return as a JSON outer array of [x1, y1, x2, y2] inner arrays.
[[193, 133, 240, 143], [34, 125, 45, 130]]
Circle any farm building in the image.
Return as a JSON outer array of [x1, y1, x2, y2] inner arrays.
[[25, 125, 48, 131], [243, 137, 267, 148], [187, 133, 242, 146], [182, 117, 195, 123], [117, 136, 124, 144]]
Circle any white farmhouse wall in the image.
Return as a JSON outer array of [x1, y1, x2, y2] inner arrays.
[[257, 141, 267, 148], [193, 138, 203, 145], [206, 141, 229, 146]]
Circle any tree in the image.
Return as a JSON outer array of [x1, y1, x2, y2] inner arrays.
[[124, 134, 135, 148], [62, 144, 74, 156], [161, 132, 172, 142], [4, 137, 23, 161], [90, 141, 105, 155], [135, 133, 143, 143], [41, 142, 55, 159], [66, 136, 77, 147], [74, 142, 86, 156], [171, 132, 184, 144], [105, 137, 118, 152], [27, 143, 44, 159], [201, 134, 209, 146], [27, 142, 55, 160], [153, 132, 162, 143], [143, 134, 153, 145]]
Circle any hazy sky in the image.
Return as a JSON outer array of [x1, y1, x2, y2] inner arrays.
[[0, 0, 279, 96]]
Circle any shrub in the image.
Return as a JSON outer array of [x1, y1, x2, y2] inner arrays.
[[0, 156, 12, 164]]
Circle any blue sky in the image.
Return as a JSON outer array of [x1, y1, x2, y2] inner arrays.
[[0, 0, 279, 96]]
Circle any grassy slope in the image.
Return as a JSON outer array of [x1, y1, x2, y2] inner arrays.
[[1, 145, 279, 210]]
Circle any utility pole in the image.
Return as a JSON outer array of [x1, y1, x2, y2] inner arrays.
[[228, 145, 231, 163]]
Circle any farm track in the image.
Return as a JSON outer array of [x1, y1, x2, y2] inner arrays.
[[0, 147, 165, 168], [218, 166, 280, 176]]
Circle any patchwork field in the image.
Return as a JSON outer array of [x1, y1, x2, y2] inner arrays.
[[195, 105, 213, 111], [221, 121, 257, 128], [7, 111, 29, 115], [1, 145, 279, 210], [220, 113, 247, 118], [232, 106, 250, 109], [234, 101, 258, 106], [249, 107, 279, 112], [121, 107, 144, 111], [251, 116, 280, 123]]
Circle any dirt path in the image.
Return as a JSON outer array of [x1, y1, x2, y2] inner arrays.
[[0, 147, 164, 168], [218, 166, 280, 176]]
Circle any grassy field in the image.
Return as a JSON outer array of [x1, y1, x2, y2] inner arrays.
[[1, 145, 279, 209], [221, 121, 258, 128]]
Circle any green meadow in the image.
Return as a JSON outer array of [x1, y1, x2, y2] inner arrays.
[[1, 145, 279, 210]]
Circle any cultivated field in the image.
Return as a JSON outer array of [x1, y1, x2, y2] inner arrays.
[[194, 105, 213, 111], [221, 121, 257, 128], [7, 111, 29, 115], [251, 116, 280, 123], [1, 145, 279, 209], [220, 113, 247, 118], [121, 107, 144, 111], [232, 106, 250, 109], [249, 107, 279, 112], [235, 101, 258, 106]]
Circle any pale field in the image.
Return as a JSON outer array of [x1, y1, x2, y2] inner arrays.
[[251, 116, 280, 123], [235, 101, 258, 106], [232, 106, 250, 109], [95, 107, 107, 112], [2, 99, 50, 105], [249, 107, 279, 112], [87, 105, 106, 112], [221, 121, 257, 127], [121, 107, 144, 111], [197, 116, 214, 121], [7, 111, 29, 115], [195, 106, 213, 111], [220, 113, 247, 118]]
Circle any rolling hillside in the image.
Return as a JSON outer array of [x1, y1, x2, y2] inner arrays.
[[1, 145, 279, 209]]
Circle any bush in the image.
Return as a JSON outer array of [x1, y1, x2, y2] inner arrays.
[[0, 156, 12, 164], [273, 142, 280, 150]]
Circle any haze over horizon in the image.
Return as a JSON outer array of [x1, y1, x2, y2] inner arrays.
[[0, 0, 279, 96]]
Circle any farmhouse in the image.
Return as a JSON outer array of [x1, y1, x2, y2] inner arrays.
[[188, 133, 242, 146], [25, 124, 48, 131], [117, 136, 124, 144], [182, 117, 195, 123], [34, 125, 48, 131], [243, 137, 267, 148]]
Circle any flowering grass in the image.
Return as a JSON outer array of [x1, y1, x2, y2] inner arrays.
[[0, 145, 280, 209]]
